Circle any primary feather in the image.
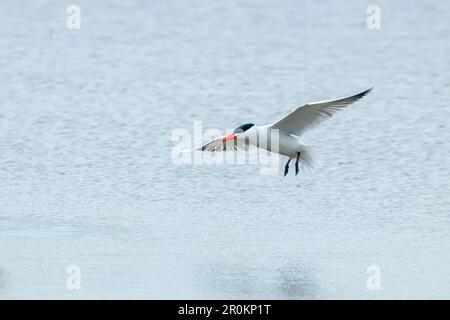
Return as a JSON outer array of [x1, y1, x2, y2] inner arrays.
[[270, 88, 373, 136]]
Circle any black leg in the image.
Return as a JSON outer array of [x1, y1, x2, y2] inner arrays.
[[284, 159, 291, 177], [295, 152, 300, 176]]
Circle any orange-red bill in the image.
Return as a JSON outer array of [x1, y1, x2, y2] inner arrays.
[[222, 134, 237, 142]]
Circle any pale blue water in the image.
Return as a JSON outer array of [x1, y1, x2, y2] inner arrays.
[[0, 0, 449, 299]]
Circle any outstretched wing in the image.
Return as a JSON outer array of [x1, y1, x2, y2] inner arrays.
[[270, 88, 372, 136], [194, 136, 253, 152]]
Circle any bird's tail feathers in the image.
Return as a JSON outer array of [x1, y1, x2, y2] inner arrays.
[[298, 144, 317, 170]]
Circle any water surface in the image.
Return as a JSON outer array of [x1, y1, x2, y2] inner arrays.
[[0, 0, 449, 298]]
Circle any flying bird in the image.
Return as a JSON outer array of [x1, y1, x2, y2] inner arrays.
[[190, 88, 372, 176]]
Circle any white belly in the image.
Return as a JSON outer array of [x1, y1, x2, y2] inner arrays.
[[248, 126, 302, 157]]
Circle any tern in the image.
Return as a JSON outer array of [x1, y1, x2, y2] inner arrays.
[[191, 88, 372, 176]]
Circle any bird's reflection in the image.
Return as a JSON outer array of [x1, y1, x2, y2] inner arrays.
[[199, 260, 317, 299]]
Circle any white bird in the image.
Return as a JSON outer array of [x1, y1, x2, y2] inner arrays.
[[192, 88, 372, 176]]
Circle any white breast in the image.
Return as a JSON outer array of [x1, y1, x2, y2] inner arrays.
[[245, 125, 301, 157]]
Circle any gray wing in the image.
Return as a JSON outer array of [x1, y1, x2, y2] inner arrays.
[[196, 136, 253, 152], [270, 88, 373, 136]]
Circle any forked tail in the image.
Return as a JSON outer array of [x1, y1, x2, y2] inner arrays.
[[298, 144, 316, 170]]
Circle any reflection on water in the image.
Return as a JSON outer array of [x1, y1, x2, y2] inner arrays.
[[199, 260, 316, 299], [277, 262, 316, 299]]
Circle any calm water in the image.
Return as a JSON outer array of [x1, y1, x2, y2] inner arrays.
[[0, 0, 449, 299]]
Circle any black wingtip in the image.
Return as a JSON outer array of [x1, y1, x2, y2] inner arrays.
[[364, 87, 374, 95], [353, 87, 374, 101]]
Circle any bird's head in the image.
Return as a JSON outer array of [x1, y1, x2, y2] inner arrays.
[[222, 123, 255, 142]]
